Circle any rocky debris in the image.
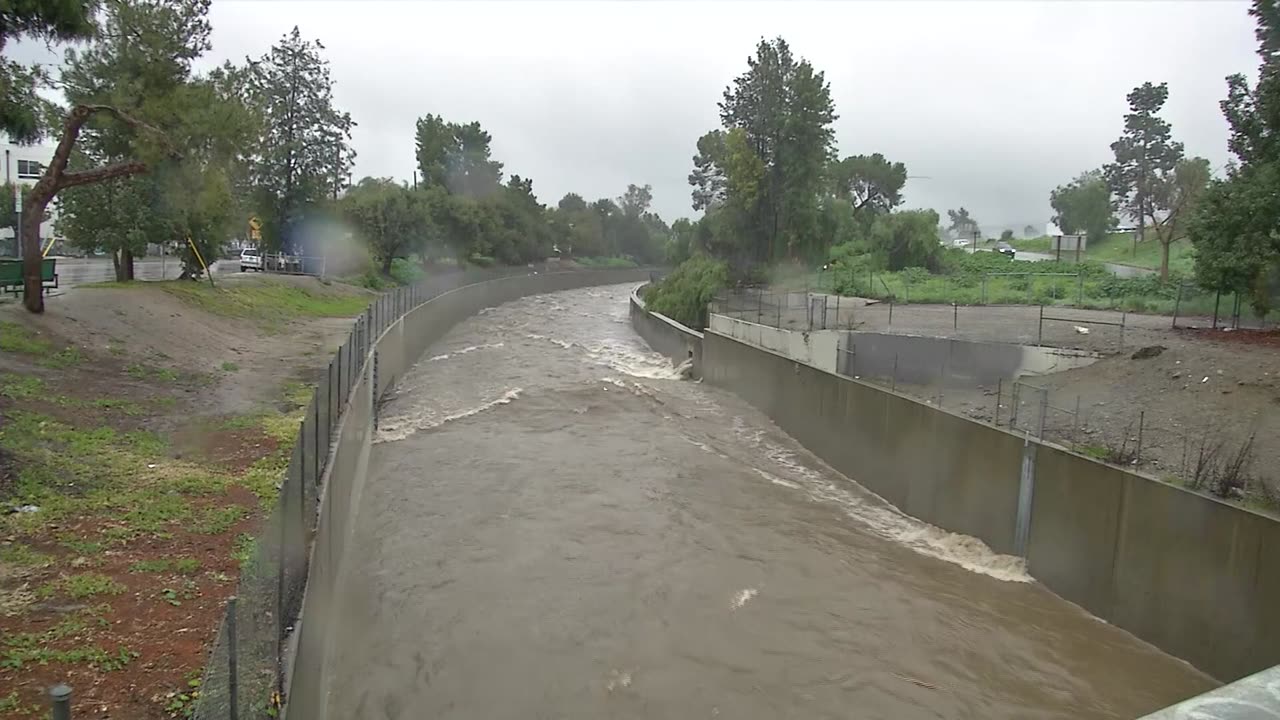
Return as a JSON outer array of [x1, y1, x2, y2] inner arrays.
[[1131, 345, 1167, 360]]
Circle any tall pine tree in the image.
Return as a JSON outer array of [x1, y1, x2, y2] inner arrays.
[[248, 27, 355, 251]]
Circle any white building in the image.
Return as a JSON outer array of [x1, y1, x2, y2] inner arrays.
[[1, 138, 61, 257]]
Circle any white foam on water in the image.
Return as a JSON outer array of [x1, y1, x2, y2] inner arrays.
[[584, 339, 685, 380], [456, 342, 504, 355], [375, 388, 523, 443], [428, 354, 450, 362], [754, 468, 800, 489], [731, 417, 1030, 583], [731, 588, 758, 610]]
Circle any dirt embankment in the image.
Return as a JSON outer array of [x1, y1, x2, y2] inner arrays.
[[886, 316, 1280, 512], [0, 275, 369, 719]]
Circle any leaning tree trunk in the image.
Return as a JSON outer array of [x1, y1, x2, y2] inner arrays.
[[20, 196, 49, 312], [21, 104, 158, 312]]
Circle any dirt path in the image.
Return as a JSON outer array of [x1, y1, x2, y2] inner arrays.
[[0, 276, 368, 718]]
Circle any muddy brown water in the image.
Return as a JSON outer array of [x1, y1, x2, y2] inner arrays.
[[327, 284, 1215, 719]]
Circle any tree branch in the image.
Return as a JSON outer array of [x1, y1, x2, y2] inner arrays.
[[57, 160, 148, 190]]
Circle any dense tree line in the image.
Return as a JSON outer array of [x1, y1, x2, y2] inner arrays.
[[650, 37, 935, 324], [1187, 0, 1280, 315], [337, 112, 671, 273]]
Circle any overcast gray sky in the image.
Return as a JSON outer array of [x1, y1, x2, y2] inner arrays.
[[20, 1, 1264, 234]]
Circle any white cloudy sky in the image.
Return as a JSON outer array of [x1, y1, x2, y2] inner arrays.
[[18, 1, 1264, 234]]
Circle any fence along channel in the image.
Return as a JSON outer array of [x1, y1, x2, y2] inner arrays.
[[25, 268, 556, 719]]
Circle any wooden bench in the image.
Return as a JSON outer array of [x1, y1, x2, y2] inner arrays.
[[0, 258, 59, 296]]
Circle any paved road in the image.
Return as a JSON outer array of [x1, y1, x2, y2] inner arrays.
[[325, 283, 1212, 719], [47, 256, 237, 288]]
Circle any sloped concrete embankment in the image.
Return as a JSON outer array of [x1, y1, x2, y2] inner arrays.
[[629, 294, 1280, 695]]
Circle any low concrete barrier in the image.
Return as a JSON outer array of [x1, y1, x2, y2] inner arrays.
[[285, 268, 652, 720], [707, 313, 838, 372], [628, 286, 703, 377], [700, 329, 1280, 685]]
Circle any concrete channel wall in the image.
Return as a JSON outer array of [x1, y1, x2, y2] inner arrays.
[[628, 287, 704, 378], [696, 329, 1280, 686], [708, 312, 840, 373], [285, 269, 652, 720]]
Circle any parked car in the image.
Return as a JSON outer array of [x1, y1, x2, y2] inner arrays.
[[995, 242, 1016, 258], [240, 248, 263, 272], [953, 237, 972, 248]]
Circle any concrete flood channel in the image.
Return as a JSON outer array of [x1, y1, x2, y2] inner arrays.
[[319, 282, 1216, 719]]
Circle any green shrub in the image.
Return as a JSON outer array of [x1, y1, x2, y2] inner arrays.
[[643, 255, 728, 329], [389, 258, 425, 286]]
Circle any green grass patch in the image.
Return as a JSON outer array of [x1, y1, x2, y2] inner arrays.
[[48, 572, 126, 599], [0, 373, 43, 399], [41, 346, 82, 369], [220, 361, 240, 372], [191, 505, 247, 534], [1, 641, 137, 672], [230, 533, 255, 566], [0, 320, 50, 354], [155, 278, 370, 326], [127, 363, 180, 382], [1010, 233, 1195, 274], [574, 256, 639, 269], [173, 557, 200, 574], [120, 493, 192, 534], [0, 542, 52, 568], [129, 558, 173, 573], [57, 535, 104, 555]]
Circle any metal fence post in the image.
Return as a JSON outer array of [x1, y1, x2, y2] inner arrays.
[[1038, 388, 1048, 438], [995, 378, 1002, 426], [50, 684, 71, 720], [953, 302, 958, 330], [1136, 410, 1145, 465], [888, 300, 893, 328], [981, 275, 987, 305], [1037, 304, 1044, 346], [228, 598, 239, 720], [1119, 311, 1126, 350], [373, 350, 380, 429], [1172, 284, 1183, 329], [1077, 272, 1084, 307], [1071, 395, 1081, 449]]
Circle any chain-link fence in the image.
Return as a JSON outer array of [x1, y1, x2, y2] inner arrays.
[[182, 263, 591, 720], [712, 288, 1134, 353], [1170, 282, 1277, 331]]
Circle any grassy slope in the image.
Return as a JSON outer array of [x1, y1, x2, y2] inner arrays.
[[0, 278, 364, 717], [1011, 233, 1195, 274]]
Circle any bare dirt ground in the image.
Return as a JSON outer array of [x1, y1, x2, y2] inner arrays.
[[0, 276, 366, 718], [746, 297, 1280, 512]]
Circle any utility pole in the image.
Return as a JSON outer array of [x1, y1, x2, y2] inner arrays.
[[412, 170, 417, 191], [971, 228, 979, 253]]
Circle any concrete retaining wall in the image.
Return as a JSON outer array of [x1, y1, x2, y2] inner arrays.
[[701, 329, 1280, 683], [285, 269, 651, 720], [837, 331, 1096, 387], [628, 287, 703, 377], [708, 313, 839, 373]]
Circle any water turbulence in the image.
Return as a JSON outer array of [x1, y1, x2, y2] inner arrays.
[[331, 284, 1213, 720]]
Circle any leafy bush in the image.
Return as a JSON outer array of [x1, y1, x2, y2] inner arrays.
[[643, 255, 728, 329], [389, 258, 425, 285]]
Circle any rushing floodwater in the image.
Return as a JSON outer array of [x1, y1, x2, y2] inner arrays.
[[328, 283, 1214, 719]]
